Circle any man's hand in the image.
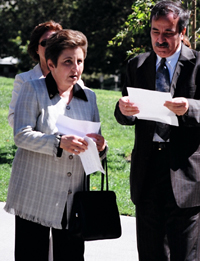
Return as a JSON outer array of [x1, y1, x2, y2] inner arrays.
[[119, 96, 139, 116], [164, 97, 189, 116]]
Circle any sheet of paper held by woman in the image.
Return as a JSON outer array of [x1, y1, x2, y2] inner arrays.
[[56, 114, 105, 175]]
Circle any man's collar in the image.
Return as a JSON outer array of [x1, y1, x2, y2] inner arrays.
[[45, 72, 88, 101], [156, 43, 181, 70]]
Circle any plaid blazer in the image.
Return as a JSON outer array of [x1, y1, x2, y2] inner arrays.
[[5, 77, 101, 229], [8, 63, 44, 128]]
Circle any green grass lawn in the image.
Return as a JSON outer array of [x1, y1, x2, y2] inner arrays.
[[0, 77, 136, 216]]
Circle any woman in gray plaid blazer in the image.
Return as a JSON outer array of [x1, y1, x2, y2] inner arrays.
[[5, 29, 106, 261]]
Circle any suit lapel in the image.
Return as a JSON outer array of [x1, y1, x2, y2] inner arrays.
[[170, 61, 182, 97], [170, 43, 195, 97], [139, 52, 157, 131], [139, 51, 157, 91]]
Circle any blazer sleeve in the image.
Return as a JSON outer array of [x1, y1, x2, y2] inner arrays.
[[114, 59, 137, 126], [180, 54, 200, 127], [181, 98, 200, 127], [14, 81, 59, 157], [8, 74, 25, 128]]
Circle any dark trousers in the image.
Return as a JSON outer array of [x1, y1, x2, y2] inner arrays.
[[136, 146, 200, 261], [15, 215, 84, 261]]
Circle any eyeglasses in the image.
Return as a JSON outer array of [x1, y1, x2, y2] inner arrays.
[[38, 39, 47, 47]]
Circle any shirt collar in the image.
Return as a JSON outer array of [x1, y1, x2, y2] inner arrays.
[[156, 43, 181, 70], [45, 72, 88, 101]]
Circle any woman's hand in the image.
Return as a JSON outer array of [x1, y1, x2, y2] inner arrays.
[[60, 135, 88, 155], [86, 133, 106, 152]]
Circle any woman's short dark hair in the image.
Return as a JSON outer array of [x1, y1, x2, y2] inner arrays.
[[150, 1, 190, 33], [28, 20, 63, 62], [45, 29, 88, 67]]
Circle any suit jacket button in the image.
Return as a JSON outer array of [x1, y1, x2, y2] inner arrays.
[[67, 172, 72, 177]]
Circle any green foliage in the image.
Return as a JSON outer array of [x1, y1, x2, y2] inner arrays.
[[109, 0, 200, 57], [71, 0, 133, 75], [0, 77, 135, 216], [1, 0, 200, 77], [123, 0, 155, 36], [0, 0, 133, 75], [108, 0, 155, 58]]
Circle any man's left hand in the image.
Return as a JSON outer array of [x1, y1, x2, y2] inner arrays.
[[164, 97, 189, 116]]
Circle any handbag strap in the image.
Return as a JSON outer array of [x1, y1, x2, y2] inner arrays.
[[102, 157, 108, 191], [84, 157, 108, 191]]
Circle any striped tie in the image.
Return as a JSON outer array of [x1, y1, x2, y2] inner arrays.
[[155, 58, 171, 141]]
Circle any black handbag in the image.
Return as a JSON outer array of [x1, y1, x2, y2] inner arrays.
[[69, 158, 122, 241]]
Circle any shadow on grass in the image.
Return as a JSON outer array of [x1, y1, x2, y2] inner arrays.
[[0, 144, 17, 165]]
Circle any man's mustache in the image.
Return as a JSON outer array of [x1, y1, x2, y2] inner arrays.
[[155, 42, 169, 47]]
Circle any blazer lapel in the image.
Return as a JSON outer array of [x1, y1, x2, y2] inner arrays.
[[170, 61, 182, 97], [170, 43, 195, 97], [140, 51, 157, 91], [139, 52, 157, 131]]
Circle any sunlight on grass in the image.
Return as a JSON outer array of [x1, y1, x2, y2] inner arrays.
[[0, 77, 14, 202], [92, 89, 135, 216]]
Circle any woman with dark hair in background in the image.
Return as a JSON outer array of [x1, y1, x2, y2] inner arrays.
[[8, 20, 64, 127]]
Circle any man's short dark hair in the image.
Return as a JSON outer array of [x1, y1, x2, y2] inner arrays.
[[150, 1, 190, 33]]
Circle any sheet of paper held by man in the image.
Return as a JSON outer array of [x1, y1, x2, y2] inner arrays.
[[56, 115, 104, 175], [127, 87, 179, 126]]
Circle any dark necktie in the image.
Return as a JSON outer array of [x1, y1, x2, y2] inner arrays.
[[155, 58, 171, 141]]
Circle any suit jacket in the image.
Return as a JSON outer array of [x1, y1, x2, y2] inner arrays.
[[5, 77, 101, 229], [115, 43, 200, 208]]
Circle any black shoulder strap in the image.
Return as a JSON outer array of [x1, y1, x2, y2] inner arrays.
[[84, 157, 108, 191]]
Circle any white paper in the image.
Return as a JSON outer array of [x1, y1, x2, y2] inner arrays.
[[56, 114, 101, 137], [127, 87, 178, 126], [56, 115, 104, 175], [79, 136, 105, 175]]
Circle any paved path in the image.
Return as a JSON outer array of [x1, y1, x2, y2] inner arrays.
[[0, 202, 138, 261]]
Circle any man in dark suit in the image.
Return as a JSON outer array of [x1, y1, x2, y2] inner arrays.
[[115, 1, 200, 260]]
